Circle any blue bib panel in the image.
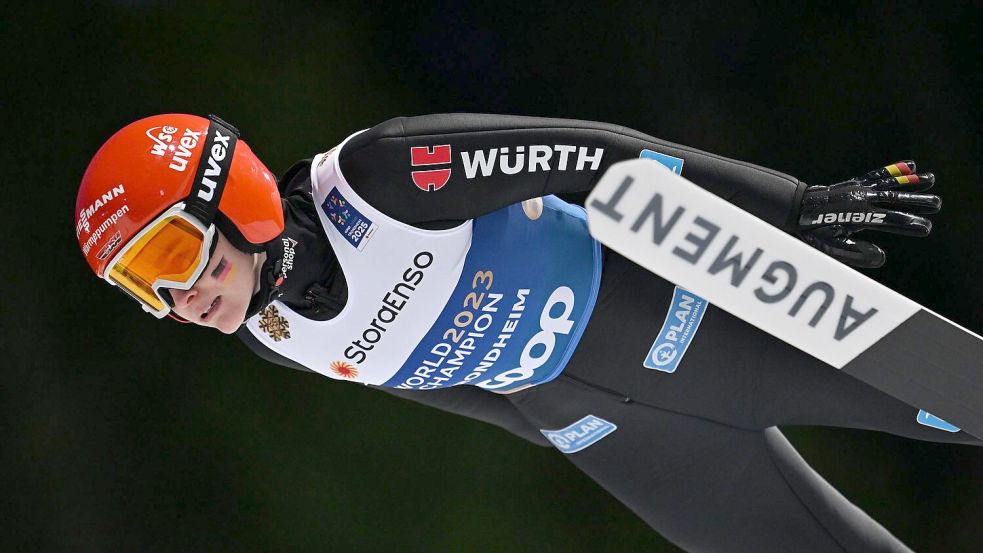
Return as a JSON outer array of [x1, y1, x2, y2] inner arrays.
[[384, 196, 602, 393]]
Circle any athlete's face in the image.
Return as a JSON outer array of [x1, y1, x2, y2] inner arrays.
[[168, 230, 264, 334]]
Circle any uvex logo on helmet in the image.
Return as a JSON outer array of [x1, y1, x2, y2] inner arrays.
[[410, 145, 452, 192], [196, 128, 233, 202], [146, 125, 201, 172]]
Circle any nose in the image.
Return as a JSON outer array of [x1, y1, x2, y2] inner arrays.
[[168, 287, 197, 307]]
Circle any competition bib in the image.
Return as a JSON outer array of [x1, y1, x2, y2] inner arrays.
[[246, 133, 602, 393]]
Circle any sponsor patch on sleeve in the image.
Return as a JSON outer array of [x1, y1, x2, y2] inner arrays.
[[540, 414, 617, 454], [640, 149, 685, 174], [643, 286, 707, 373], [916, 409, 961, 433], [320, 187, 377, 250]]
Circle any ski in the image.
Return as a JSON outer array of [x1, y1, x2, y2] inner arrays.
[[585, 159, 983, 439]]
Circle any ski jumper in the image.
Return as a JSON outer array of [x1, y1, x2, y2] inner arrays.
[[238, 114, 980, 552]]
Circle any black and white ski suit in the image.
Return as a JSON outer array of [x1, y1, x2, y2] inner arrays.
[[238, 114, 980, 553]]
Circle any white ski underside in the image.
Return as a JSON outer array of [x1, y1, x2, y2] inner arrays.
[[585, 159, 982, 438]]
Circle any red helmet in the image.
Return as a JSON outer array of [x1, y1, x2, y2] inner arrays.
[[76, 114, 284, 315]]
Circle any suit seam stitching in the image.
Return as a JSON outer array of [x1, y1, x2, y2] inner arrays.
[[559, 374, 760, 432], [763, 433, 851, 552]]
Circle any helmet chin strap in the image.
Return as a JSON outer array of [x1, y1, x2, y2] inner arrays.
[[168, 312, 191, 324], [251, 251, 267, 294]]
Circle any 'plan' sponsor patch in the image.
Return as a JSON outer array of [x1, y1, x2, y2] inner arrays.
[[644, 286, 707, 373], [540, 414, 617, 454], [640, 149, 684, 174], [916, 410, 960, 433]]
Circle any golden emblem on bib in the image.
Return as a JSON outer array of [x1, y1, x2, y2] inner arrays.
[[258, 304, 291, 342]]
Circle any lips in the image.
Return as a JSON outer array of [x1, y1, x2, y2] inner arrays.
[[201, 295, 222, 321]]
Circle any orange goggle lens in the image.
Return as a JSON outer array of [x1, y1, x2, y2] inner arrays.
[[107, 216, 208, 313]]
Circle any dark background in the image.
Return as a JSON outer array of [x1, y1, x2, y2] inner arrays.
[[3, 2, 980, 551]]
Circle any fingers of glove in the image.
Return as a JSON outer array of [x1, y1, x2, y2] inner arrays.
[[858, 209, 933, 236], [862, 160, 916, 181], [870, 190, 942, 213], [804, 231, 886, 268], [800, 227, 837, 251], [840, 238, 887, 268], [868, 172, 936, 193]]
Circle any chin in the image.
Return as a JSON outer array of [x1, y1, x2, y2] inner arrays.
[[216, 322, 238, 334], [215, 307, 247, 334]]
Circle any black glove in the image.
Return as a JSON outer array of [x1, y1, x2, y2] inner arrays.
[[798, 161, 941, 268]]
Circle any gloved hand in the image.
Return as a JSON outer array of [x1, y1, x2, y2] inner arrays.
[[798, 161, 941, 268]]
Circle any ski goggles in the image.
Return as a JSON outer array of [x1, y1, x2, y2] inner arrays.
[[103, 202, 216, 318]]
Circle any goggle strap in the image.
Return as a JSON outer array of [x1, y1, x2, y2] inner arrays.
[[184, 116, 239, 228]]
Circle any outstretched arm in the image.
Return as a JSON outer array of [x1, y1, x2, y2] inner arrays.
[[339, 114, 940, 267], [338, 113, 805, 231]]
